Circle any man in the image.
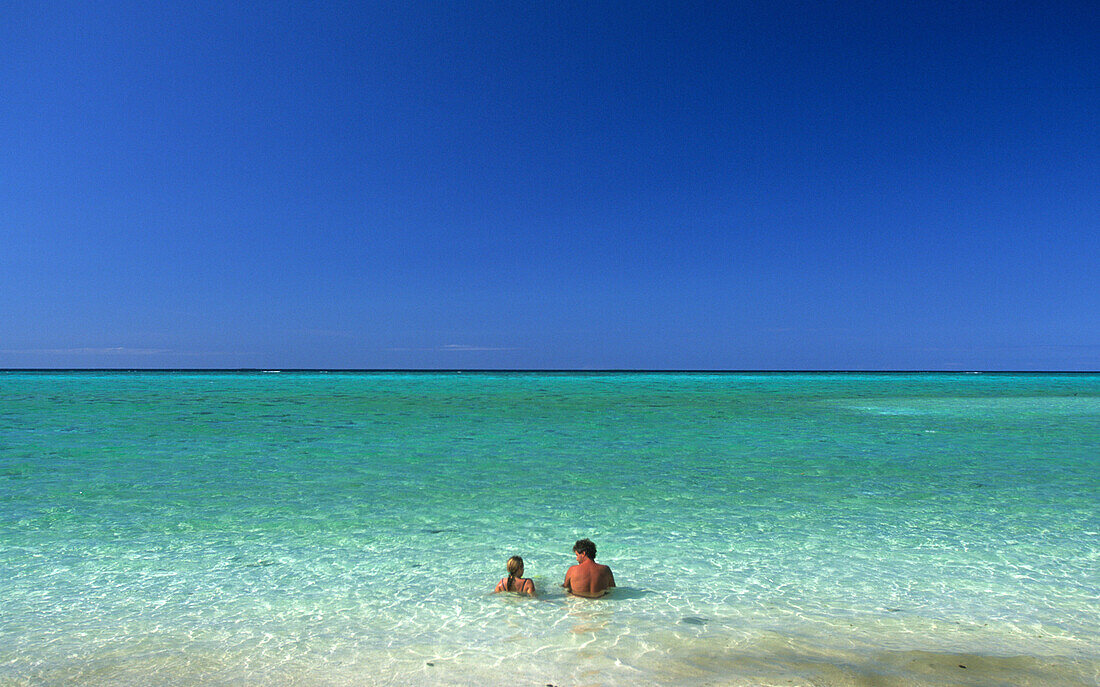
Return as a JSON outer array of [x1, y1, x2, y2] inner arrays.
[[562, 538, 616, 597]]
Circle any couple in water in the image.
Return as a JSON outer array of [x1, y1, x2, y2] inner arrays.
[[493, 538, 616, 598]]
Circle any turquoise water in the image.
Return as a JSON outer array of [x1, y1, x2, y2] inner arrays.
[[1, 371, 1097, 686]]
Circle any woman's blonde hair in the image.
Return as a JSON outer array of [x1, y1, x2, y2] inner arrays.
[[505, 556, 524, 591]]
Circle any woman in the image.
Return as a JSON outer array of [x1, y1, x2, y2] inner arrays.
[[494, 555, 536, 596]]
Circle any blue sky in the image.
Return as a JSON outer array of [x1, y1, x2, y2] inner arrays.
[[2, 1, 1097, 369]]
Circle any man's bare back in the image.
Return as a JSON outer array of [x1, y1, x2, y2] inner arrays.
[[562, 538, 616, 598]]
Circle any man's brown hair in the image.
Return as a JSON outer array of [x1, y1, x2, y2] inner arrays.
[[573, 538, 597, 559]]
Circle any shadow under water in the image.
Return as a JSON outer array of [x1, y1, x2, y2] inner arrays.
[[651, 634, 1100, 687]]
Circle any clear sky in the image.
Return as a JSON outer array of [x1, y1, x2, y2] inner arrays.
[[2, 1, 1097, 370]]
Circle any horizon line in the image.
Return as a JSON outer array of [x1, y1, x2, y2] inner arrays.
[[1, 368, 1098, 374]]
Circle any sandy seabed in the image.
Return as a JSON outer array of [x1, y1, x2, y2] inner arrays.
[[10, 632, 1098, 687]]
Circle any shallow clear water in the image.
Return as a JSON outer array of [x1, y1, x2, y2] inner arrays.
[[1, 371, 1097, 685]]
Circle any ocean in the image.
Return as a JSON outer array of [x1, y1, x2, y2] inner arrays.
[[1, 371, 1097, 685]]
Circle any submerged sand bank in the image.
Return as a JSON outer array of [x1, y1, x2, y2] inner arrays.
[[8, 641, 1098, 686], [649, 638, 1098, 686]]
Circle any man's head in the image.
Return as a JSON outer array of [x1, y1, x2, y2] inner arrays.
[[573, 538, 597, 560]]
